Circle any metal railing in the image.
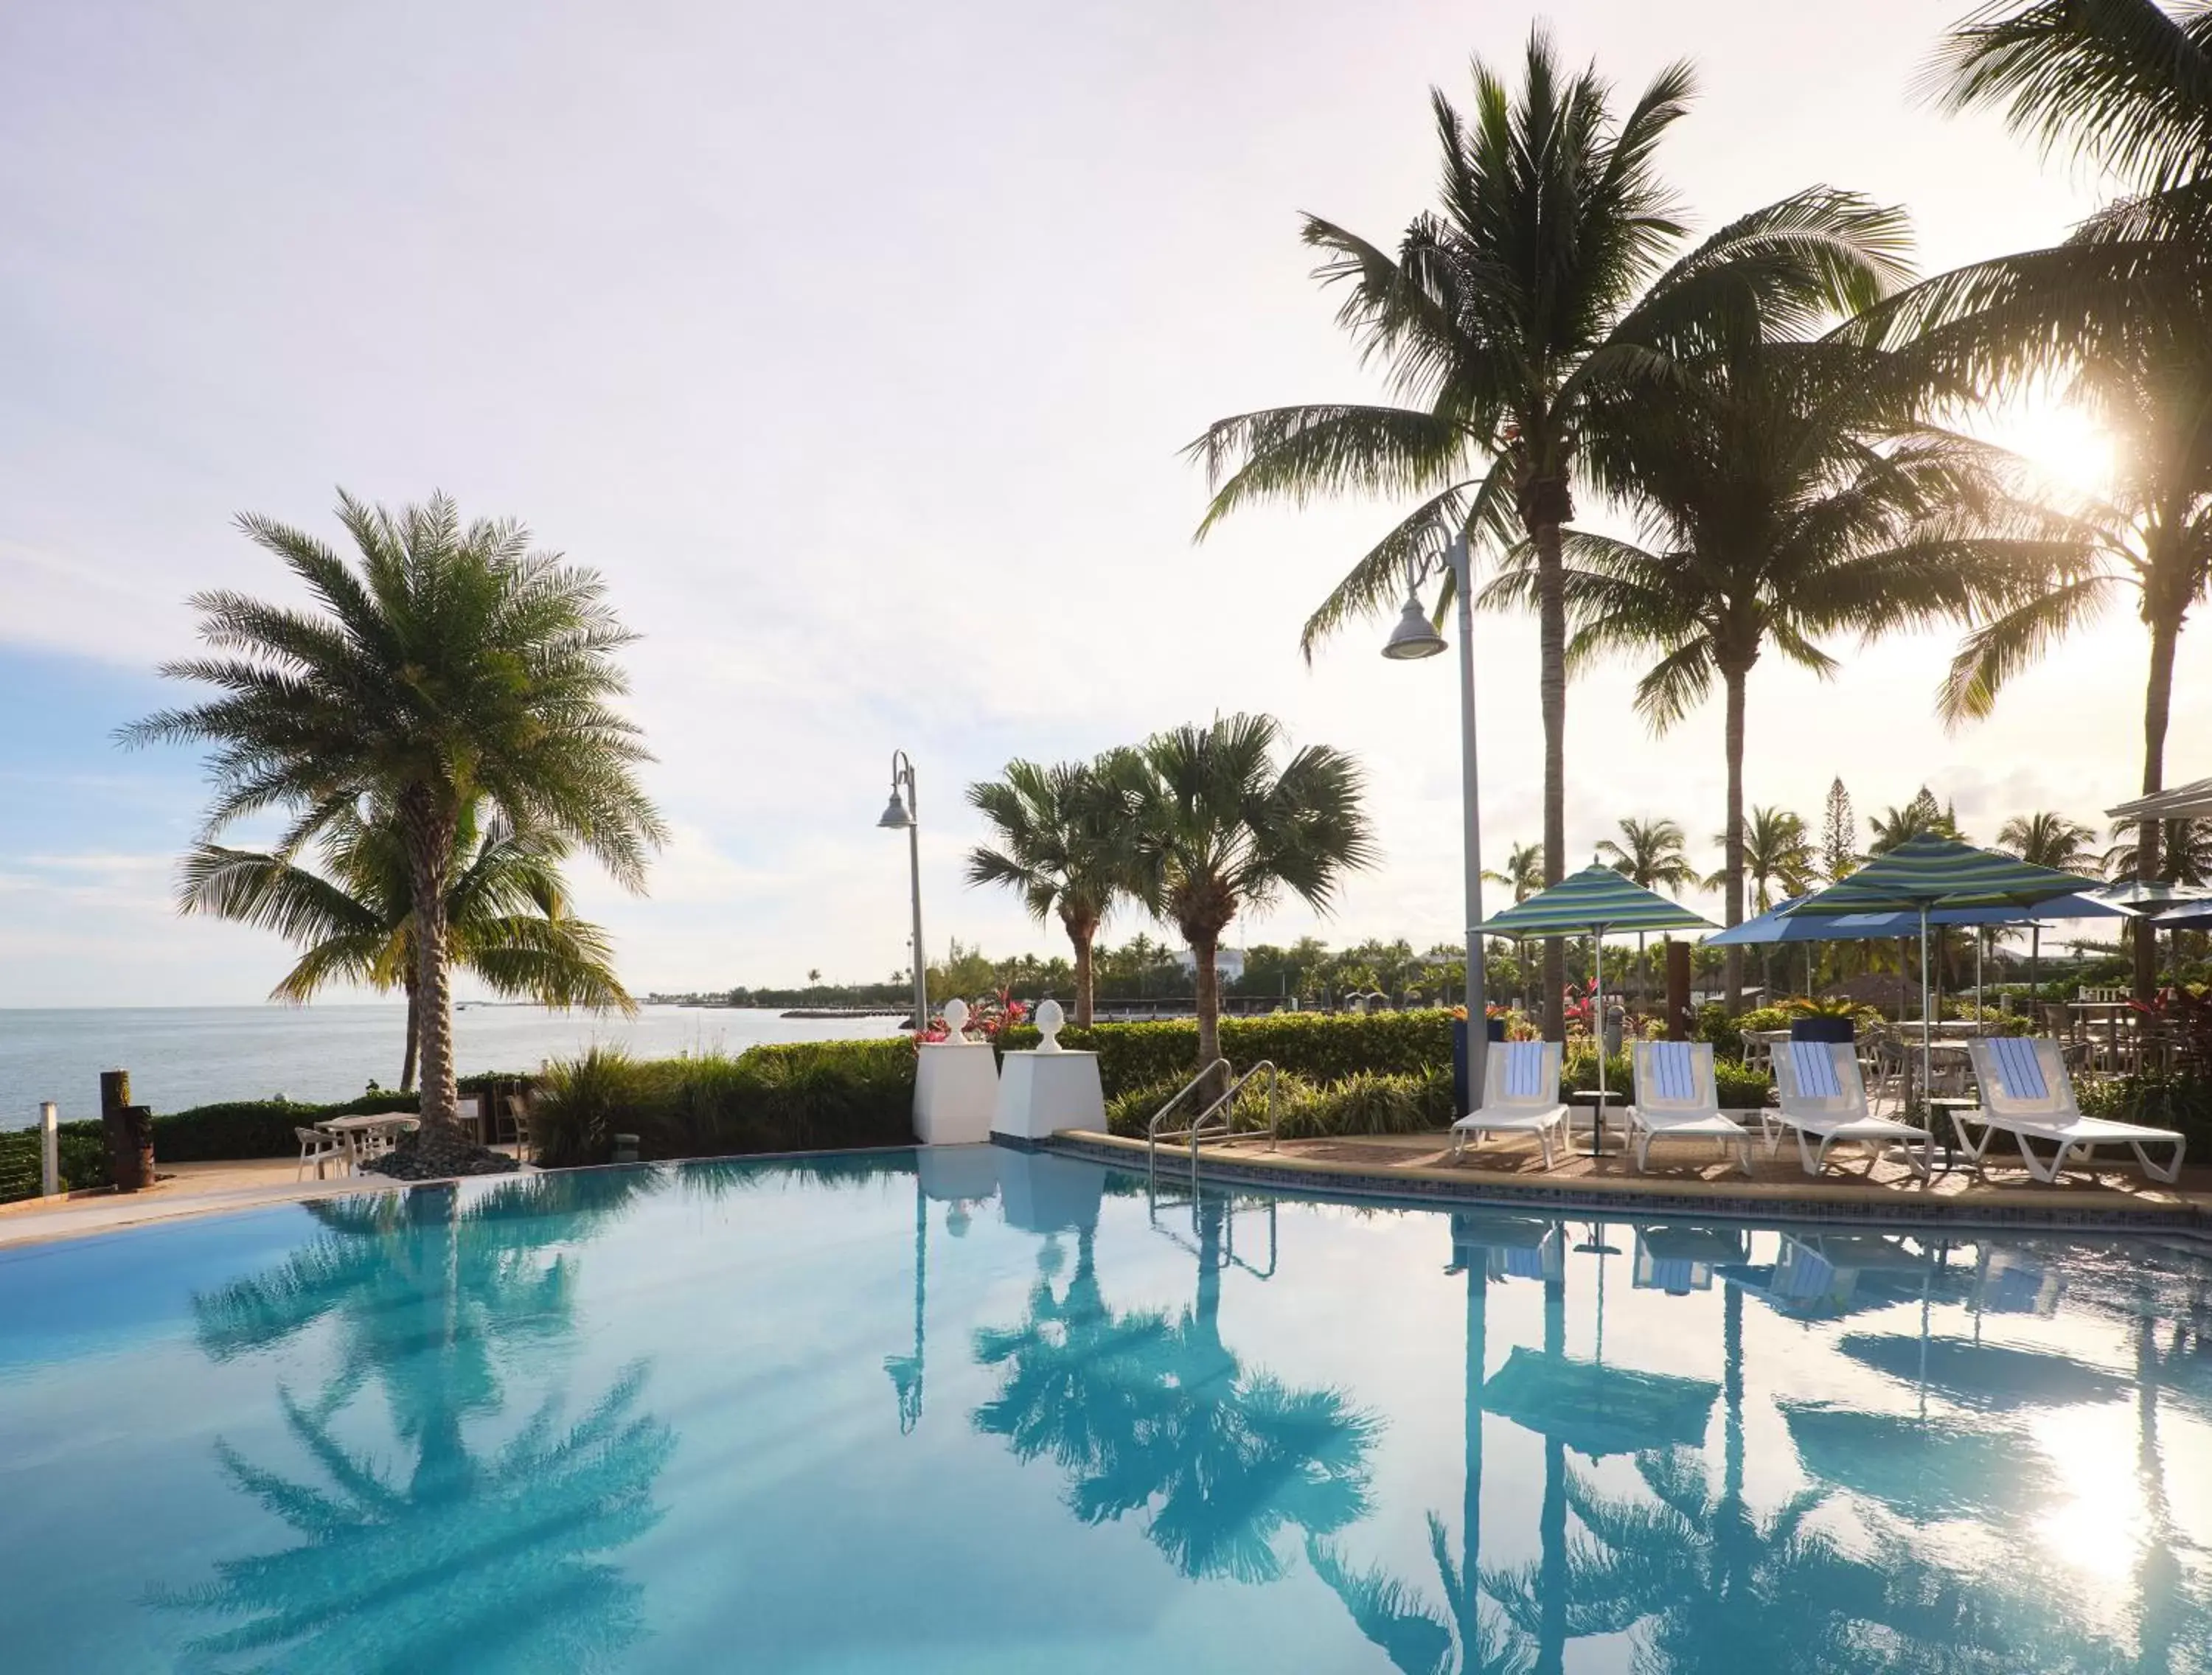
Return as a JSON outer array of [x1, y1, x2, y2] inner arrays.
[[1145, 1059, 1279, 1188]]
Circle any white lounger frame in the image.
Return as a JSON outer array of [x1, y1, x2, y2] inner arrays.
[[1962, 1037, 2185, 1185], [1626, 1042, 1752, 1177], [1450, 1040, 1568, 1168], [1767, 1040, 1934, 1179]]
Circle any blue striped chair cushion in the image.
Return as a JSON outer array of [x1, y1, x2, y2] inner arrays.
[[1990, 1036, 2049, 1101], [1787, 1041, 1842, 1098], [1501, 1042, 1545, 1098], [1644, 1042, 1699, 1102]]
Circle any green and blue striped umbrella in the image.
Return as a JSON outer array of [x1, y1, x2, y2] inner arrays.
[[1778, 835, 2087, 916], [1476, 863, 1714, 936], [1780, 836, 2086, 1104], [1477, 864, 1713, 1119]]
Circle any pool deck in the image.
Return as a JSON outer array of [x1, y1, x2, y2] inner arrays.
[[1052, 1126, 2212, 1233], [0, 1154, 529, 1249]]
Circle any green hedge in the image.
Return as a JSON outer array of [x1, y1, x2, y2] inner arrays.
[[1000, 1009, 1455, 1100]]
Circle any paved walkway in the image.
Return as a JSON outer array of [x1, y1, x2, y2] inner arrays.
[[0, 1154, 524, 1248], [1071, 1126, 2212, 1222]]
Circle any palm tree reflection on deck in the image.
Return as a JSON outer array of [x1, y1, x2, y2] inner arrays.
[[162, 1170, 675, 1672], [972, 1189, 1375, 1583]]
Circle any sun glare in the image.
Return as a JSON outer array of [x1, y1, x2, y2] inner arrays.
[[2028, 1406, 2146, 1588], [1977, 399, 2117, 498]]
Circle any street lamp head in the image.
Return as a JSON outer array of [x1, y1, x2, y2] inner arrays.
[[877, 790, 914, 829], [1381, 590, 1448, 661]]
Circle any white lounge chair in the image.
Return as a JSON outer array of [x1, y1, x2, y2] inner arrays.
[[1767, 1040, 1935, 1179], [1626, 1041, 1752, 1176], [1963, 1037, 2186, 1185], [1450, 1040, 1569, 1168]]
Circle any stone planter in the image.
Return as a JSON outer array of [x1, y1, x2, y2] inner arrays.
[[1789, 1015, 1856, 1045]]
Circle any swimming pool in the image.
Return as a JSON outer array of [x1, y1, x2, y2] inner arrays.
[[2, 1149, 2208, 1673]]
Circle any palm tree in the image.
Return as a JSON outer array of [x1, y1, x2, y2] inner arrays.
[[1862, 2, 2212, 1000], [179, 798, 632, 1090], [1703, 807, 1818, 995], [1485, 841, 1548, 1012], [125, 494, 666, 1131], [1487, 840, 1545, 905], [1129, 714, 1375, 1085], [1489, 294, 2057, 1011], [1867, 788, 1964, 855], [1187, 31, 1909, 1040], [1596, 817, 1699, 1002], [965, 753, 1141, 1026], [1712, 806, 1820, 914], [1997, 810, 2102, 1002], [1596, 817, 1698, 896]]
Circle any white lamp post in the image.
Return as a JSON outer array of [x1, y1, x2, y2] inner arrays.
[[877, 751, 928, 1034], [1382, 531, 1487, 1098]]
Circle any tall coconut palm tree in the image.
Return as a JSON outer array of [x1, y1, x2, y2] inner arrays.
[[965, 753, 1141, 1027], [1129, 714, 1375, 1087], [125, 494, 666, 1131], [179, 799, 632, 1091], [1186, 30, 1915, 1040], [1859, 1, 2212, 1000], [1488, 310, 2049, 1010]]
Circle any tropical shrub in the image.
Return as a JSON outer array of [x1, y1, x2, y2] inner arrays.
[[532, 1040, 915, 1166]]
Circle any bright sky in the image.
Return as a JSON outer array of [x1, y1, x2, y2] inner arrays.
[[0, 0, 2188, 1006]]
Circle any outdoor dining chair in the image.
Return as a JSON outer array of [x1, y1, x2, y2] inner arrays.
[[295, 1126, 347, 1181]]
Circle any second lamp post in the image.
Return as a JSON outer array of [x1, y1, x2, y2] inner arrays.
[[1382, 530, 1487, 1099], [877, 750, 929, 1034]]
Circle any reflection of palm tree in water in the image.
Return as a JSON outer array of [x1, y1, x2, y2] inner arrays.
[[161, 1171, 675, 1672], [973, 1191, 1375, 1583], [1305, 1215, 1533, 1674], [1520, 1281, 2121, 1672]]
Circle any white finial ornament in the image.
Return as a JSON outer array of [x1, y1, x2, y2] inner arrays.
[[942, 997, 970, 1040], [1035, 998, 1065, 1051]]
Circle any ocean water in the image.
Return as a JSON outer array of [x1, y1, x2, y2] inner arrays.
[[1, 1154, 2208, 1673], [0, 1004, 904, 1125]]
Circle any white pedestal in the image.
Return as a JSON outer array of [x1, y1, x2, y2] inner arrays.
[[914, 1042, 999, 1145], [992, 1050, 1106, 1142]]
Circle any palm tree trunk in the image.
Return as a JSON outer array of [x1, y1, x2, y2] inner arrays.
[[1534, 516, 1569, 1042], [403, 792, 463, 1132], [400, 981, 420, 1093], [1068, 914, 1098, 1028], [1722, 666, 1747, 1013], [2136, 607, 2181, 1001], [1192, 931, 1223, 1098]]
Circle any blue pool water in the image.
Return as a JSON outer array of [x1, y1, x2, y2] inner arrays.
[[4, 1152, 2211, 1673]]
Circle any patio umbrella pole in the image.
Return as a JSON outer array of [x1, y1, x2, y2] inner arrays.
[[1919, 906, 1933, 1117], [1591, 922, 1606, 1159]]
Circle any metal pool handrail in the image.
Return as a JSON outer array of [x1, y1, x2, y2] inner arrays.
[[1147, 1060, 1279, 1188]]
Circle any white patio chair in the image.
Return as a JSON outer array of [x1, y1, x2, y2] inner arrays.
[[295, 1126, 347, 1181], [1767, 1040, 1934, 1179], [1450, 1041, 1568, 1169], [1626, 1041, 1752, 1176], [1963, 1036, 2186, 1185]]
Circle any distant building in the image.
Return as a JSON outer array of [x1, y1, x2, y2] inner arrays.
[[1173, 946, 1246, 984]]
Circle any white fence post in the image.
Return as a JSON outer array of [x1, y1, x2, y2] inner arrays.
[[40, 1101, 58, 1198]]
